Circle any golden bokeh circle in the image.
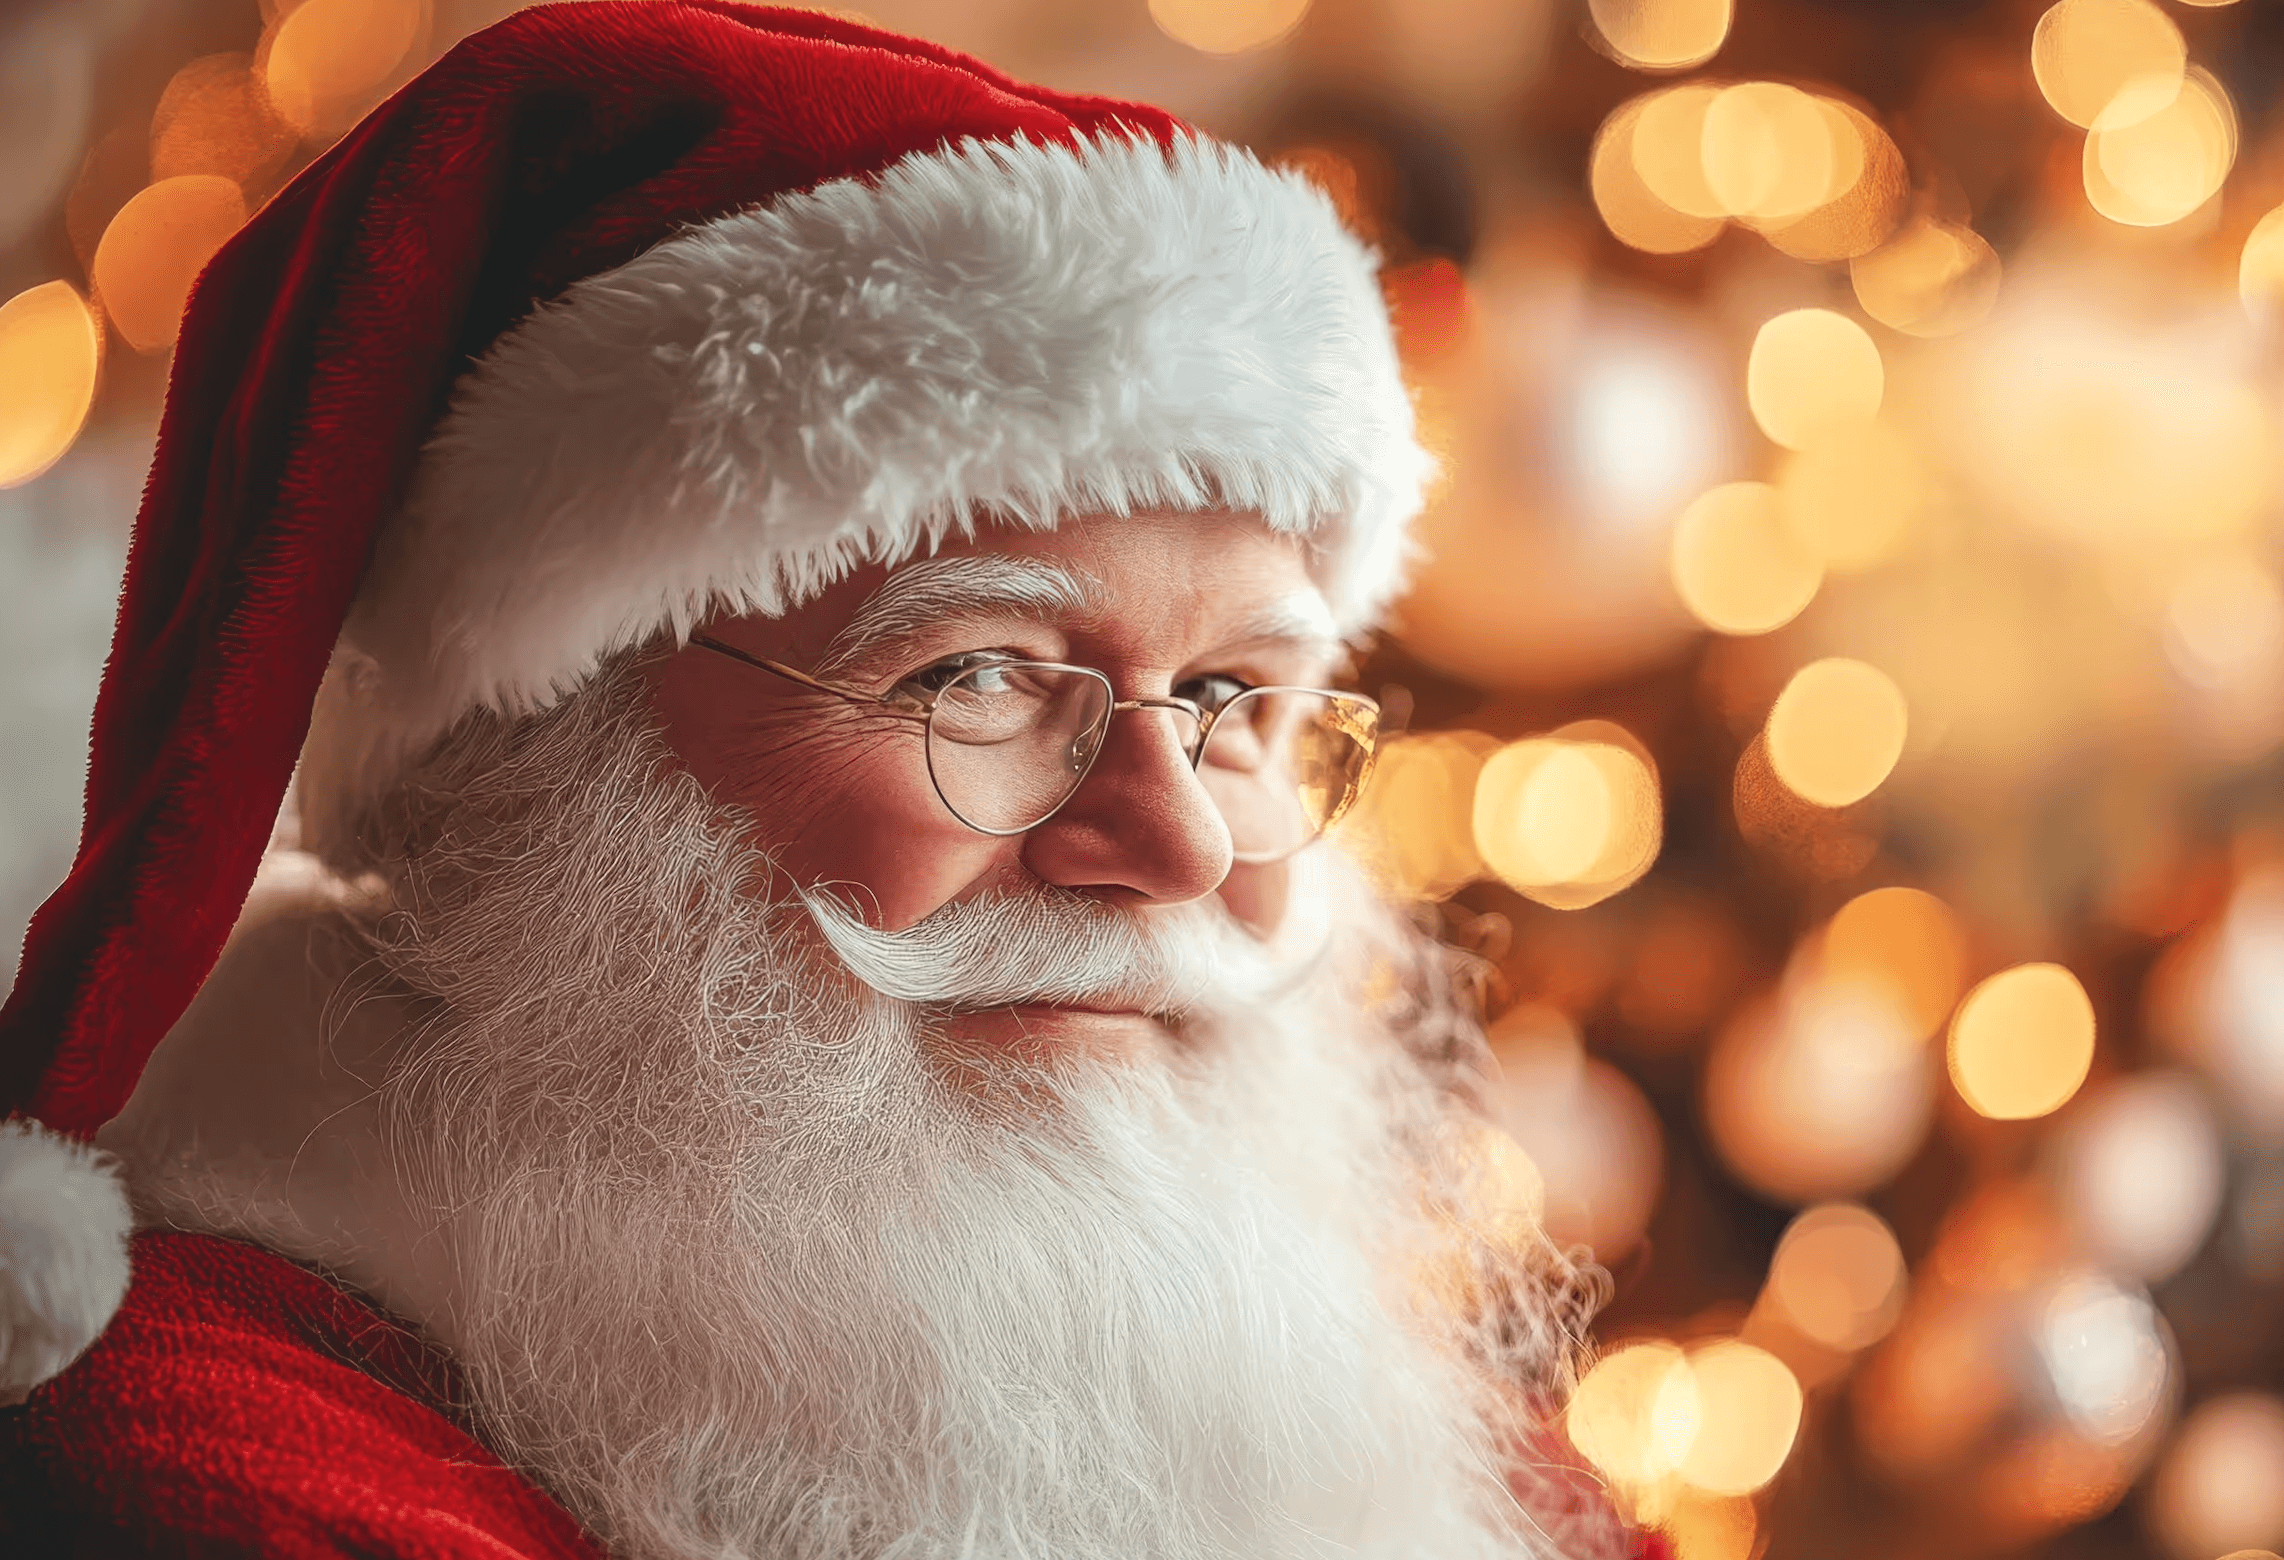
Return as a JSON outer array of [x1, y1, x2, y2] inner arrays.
[[151, 53, 297, 186], [1851, 219, 2002, 338], [1472, 729, 1662, 908], [0, 282, 102, 489], [1948, 963, 2097, 1121], [264, 0, 427, 138], [2083, 66, 2236, 228], [1633, 83, 1729, 220], [1764, 657, 1908, 808], [90, 175, 248, 353], [2031, 0, 2186, 131], [1767, 1203, 1908, 1352], [1591, 95, 1726, 254], [1678, 1341, 1805, 1494], [1703, 82, 1835, 224], [1824, 886, 1968, 1038], [1338, 730, 1500, 901], [1671, 482, 1825, 636], [1150, 0, 1312, 54], [1568, 1340, 1702, 1485], [1762, 100, 1908, 261], [2240, 203, 2284, 320], [1588, 0, 1733, 72], [1747, 308, 1884, 452]]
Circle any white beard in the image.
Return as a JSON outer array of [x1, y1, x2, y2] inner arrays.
[[314, 664, 1619, 1560]]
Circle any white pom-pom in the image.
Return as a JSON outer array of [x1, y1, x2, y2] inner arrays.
[[0, 1119, 131, 1404]]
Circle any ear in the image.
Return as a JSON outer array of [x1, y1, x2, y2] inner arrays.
[[0, 1119, 132, 1404]]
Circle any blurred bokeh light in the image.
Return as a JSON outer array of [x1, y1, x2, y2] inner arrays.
[[2147, 1394, 2284, 1560], [1671, 481, 1823, 635], [1485, 1006, 1664, 1255], [1569, 1339, 1703, 1492], [2031, 0, 2186, 131], [1762, 1202, 1907, 1353], [1472, 725, 1664, 909], [90, 174, 245, 352], [0, 283, 101, 489], [1850, 217, 2002, 336], [1952, 963, 2099, 1122], [1586, 0, 1732, 72], [263, 0, 426, 139], [2052, 1071, 2225, 1282], [1746, 308, 1882, 452], [1764, 656, 1908, 808], [1704, 964, 1937, 1203]]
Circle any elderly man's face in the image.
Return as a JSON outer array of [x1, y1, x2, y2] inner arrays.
[[643, 510, 1337, 1057], [119, 519, 1596, 1560]]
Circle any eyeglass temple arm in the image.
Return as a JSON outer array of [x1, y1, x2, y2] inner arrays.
[[687, 632, 929, 719]]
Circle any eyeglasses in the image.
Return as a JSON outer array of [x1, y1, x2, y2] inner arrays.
[[689, 633, 1380, 864]]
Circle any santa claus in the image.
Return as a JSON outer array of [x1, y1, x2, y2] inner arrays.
[[0, 4, 1632, 1556]]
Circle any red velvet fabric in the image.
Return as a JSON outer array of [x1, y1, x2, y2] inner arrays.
[[0, 1231, 602, 1557], [0, 1, 1181, 1137]]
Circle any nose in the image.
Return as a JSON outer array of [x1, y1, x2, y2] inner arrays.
[[1020, 705, 1232, 905]]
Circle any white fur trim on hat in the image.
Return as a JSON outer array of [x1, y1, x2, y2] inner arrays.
[[0, 1119, 131, 1403], [331, 130, 1429, 779]]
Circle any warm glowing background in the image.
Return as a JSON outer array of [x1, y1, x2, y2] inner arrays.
[[7, 0, 2284, 1554]]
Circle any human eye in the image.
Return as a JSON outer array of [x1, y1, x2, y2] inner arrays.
[[913, 655, 1080, 751], [898, 651, 1018, 697], [1175, 672, 1254, 713]]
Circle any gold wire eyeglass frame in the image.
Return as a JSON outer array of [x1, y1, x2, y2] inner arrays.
[[688, 631, 1380, 861]]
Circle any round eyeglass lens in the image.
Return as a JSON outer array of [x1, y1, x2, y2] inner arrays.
[[1197, 688, 1379, 862], [924, 661, 1114, 834]]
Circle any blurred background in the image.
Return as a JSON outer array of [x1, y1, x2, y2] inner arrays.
[[6, 0, 2284, 1554]]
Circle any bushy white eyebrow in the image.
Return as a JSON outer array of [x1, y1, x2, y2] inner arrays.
[[1216, 590, 1343, 661], [813, 555, 1101, 676]]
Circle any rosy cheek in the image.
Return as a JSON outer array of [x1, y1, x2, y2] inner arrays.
[[647, 657, 1013, 930], [739, 748, 1006, 932]]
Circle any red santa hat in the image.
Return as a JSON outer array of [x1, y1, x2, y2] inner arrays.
[[0, 0, 1430, 1399]]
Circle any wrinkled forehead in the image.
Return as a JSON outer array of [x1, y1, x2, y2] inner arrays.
[[802, 510, 1343, 667]]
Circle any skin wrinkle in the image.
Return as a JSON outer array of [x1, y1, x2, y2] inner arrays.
[[721, 709, 910, 824]]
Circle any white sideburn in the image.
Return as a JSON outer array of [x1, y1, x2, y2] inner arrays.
[[94, 873, 465, 1347]]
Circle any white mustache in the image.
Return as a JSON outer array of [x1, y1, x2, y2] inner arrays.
[[798, 885, 1313, 1018]]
